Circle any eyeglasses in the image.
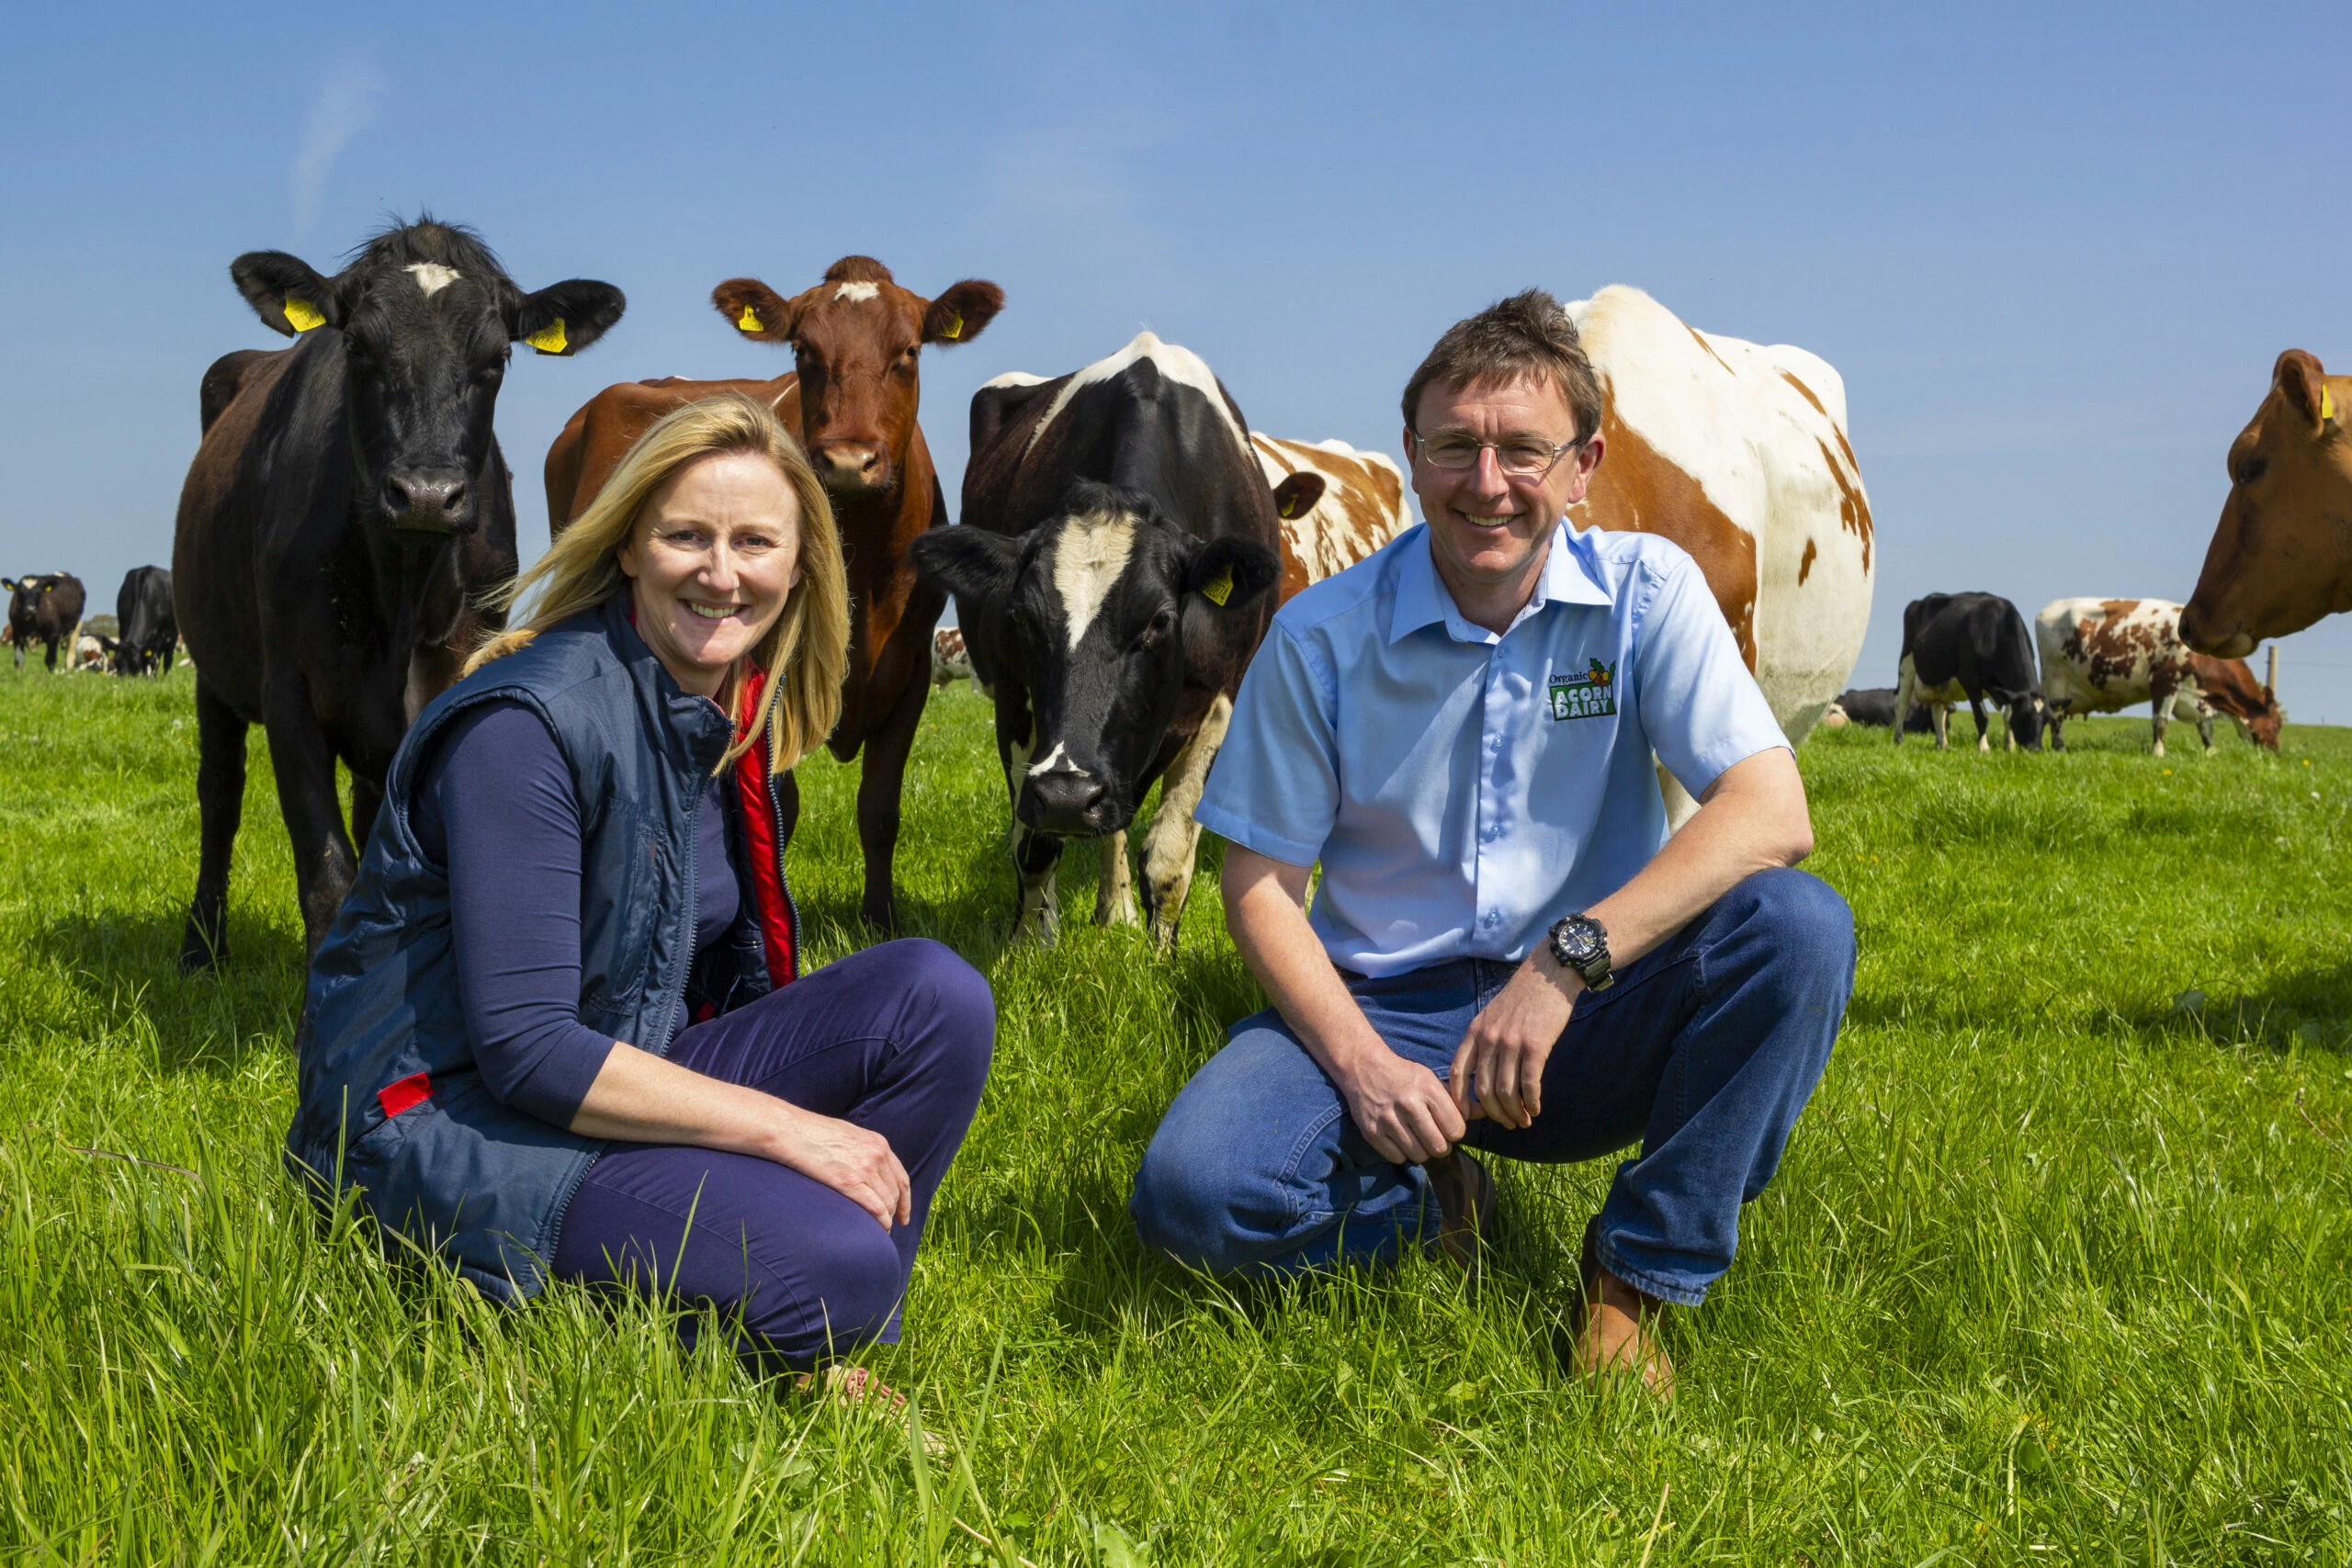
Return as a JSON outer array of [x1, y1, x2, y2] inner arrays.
[[1411, 430, 1581, 479]]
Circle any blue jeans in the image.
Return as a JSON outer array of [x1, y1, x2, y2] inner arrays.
[[1128, 868, 1854, 1305]]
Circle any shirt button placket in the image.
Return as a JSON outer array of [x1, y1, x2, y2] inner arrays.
[[1475, 649, 1507, 942]]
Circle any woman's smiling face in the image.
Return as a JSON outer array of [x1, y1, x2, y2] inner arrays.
[[618, 448, 802, 698]]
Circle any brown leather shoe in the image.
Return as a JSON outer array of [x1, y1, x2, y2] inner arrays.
[[1426, 1149, 1495, 1279], [1563, 1217, 1675, 1400]]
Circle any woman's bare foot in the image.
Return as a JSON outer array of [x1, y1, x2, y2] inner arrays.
[[795, 1365, 950, 1451], [796, 1363, 906, 1411]]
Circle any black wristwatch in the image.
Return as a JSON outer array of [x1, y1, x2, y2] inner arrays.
[[1547, 913, 1613, 992]]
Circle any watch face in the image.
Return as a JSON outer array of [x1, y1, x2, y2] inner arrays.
[[1555, 920, 1599, 965]]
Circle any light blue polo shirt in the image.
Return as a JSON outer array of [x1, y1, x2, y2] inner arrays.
[[1193, 520, 1787, 978]]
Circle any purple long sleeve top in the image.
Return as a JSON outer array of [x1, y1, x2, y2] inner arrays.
[[410, 700, 738, 1127]]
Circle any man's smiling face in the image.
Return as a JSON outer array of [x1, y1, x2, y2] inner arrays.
[[1405, 374, 1603, 615]]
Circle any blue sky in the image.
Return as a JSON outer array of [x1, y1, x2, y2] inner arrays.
[[6, 1, 2349, 719]]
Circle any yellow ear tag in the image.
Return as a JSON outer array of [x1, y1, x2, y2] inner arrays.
[[1278, 495, 1298, 518], [526, 319, 568, 355], [1201, 563, 1235, 606], [284, 296, 325, 333], [738, 305, 764, 333], [940, 310, 963, 341], [2324, 387, 2337, 423]]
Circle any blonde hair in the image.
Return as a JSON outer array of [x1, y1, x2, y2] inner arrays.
[[467, 393, 849, 772]]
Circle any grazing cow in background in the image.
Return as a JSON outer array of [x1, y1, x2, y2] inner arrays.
[[1248, 434, 1412, 596], [932, 626, 974, 686], [1894, 592, 2047, 750], [72, 633, 111, 671], [1563, 287, 1875, 824], [1825, 686, 1934, 733], [2036, 597, 2282, 755], [912, 333, 1320, 948], [6, 573, 86, 671], [544, 257, 1003, 931], [112, 566, 177, 676], [2181, 350, 2352, 657], [175, 217, 624, 965]]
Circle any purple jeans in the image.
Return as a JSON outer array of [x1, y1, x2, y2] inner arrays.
[[551, 939, 993, 1371]]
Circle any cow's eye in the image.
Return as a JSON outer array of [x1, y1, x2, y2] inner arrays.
[[2234, 456, 2267, 486], [1136, 607, 1177, 648]]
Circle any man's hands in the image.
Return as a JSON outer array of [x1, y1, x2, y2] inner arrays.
[[772, 1107, 912, 1231], [1449, 959, 1579, 1130], [1340, 953, 1577, 1154], [1338, 1047, 1465, 1165]]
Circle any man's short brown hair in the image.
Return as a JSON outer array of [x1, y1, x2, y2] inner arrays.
[[1401, 288, 1605, 448]]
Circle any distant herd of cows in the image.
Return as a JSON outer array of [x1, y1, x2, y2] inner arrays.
[[6, 215, 2346, 959]]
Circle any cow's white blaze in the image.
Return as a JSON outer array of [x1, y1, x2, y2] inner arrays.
[[405, 263, 461, 297], [1024, 332, 1250, 464], [1050, 512, 1136, 652], [1026, 740, 1073, 776], [832, 281, 880, 303]]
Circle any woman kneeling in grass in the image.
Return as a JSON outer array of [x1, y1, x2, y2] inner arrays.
[[286, 393, 993, 1391]]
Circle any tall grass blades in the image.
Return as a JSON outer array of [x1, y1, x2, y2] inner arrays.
[[2, 669, 2347, 1562]]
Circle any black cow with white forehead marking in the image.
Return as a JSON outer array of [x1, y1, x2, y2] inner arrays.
[[173, 217, 624, 966], [6, 573, 85, 672], [912, 332, 1317, 949]]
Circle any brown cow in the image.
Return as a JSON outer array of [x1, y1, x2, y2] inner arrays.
[[544, 257, 1003, 931], [2180, 349, 2352, 657]]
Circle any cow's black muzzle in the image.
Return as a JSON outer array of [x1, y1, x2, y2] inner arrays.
[[381, 468, 478, 535], [1018, 767, 1125, 838]]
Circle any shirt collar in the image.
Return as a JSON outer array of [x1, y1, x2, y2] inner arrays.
[[1387, 520, 1611, 645]]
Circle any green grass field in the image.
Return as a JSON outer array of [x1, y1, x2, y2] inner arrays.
[[3, 665, 2348, 1564]]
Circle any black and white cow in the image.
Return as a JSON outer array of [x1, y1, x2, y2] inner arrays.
[[910, 333, 1321, 948], [1894, 592, 2048, 750], [111, 566, 176, 676], [1826, 685, 1934, 733], [6, 573, 86, 672]]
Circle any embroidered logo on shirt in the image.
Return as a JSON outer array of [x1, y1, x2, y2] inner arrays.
[[1547, 658, 1619, 721]]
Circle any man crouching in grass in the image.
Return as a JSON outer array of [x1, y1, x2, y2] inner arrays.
[[1126, 289, 1856, 1397]]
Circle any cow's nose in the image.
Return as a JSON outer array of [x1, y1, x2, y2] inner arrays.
[[384, 470, 474, 533], [815, 443, 884, 488], [1022, 769, 1107, 832]]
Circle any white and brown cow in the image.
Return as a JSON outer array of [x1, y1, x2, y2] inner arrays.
[[2036, 597, 2283, 756], [1249, 434, 1412, 596], [1563, 287, 1875, 824], [932, 625, 974, 686]]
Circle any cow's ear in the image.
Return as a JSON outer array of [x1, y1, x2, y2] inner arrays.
[[713, 278, 797, 344], [923, 279, 1005, 346], [1182, 537, 1282, 612], [1271, 472, 1326, 522], [910, 526, 1021, 605], [2275, 349, 2332, 432], [231, 251, 341, 338], [511, 280, 626, 356]]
